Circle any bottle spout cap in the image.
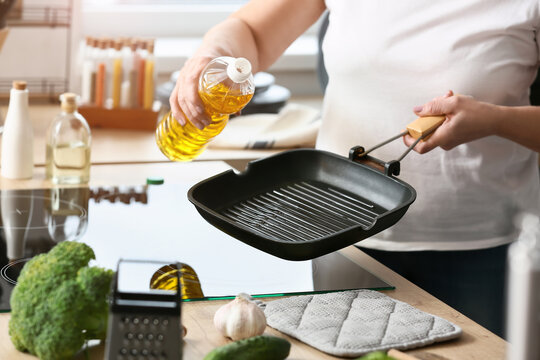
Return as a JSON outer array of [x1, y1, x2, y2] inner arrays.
[[227, 57, 252, 83]]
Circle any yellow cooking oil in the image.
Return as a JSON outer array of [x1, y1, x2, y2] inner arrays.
[[155, 56, 254, 162], [150, 263, 205, 300], [45, 142, 91, 184]]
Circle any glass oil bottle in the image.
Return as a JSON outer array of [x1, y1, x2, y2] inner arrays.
[[155, 56, 255, 161], [45, 93, 91, 184]]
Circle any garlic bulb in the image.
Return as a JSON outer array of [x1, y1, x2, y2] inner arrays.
[[213, 293, 267, 340]]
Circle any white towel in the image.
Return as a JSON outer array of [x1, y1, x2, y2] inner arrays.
[[208, 103, 321, 149]]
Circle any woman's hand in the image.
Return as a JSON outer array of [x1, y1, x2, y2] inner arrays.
[[404, 90, 499, 153], [169, 55, 214, 130], [167, 0, 326, 130]]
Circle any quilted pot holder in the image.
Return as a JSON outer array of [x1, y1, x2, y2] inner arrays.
[[263, 289, 462, 357]]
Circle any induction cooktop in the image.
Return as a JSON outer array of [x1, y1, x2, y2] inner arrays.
[[0, 183, 392, 312]]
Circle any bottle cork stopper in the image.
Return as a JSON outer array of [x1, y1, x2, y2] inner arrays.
[[60, 93, 78, 112], [114, 40, 123, 51], [12, 81, 27, 90], [147, 40, 154, 54], [99, 39, 108, 50], [85, 36, 93, 45]]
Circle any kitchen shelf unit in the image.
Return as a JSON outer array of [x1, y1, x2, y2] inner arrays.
[[0, 1, 72, 102], [0, 78, 68, 101]]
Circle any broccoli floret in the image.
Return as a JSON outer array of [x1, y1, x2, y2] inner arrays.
[[8, 241, 113, 360]]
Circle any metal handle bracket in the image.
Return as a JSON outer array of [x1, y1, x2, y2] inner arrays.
[[349, 146, 401, 177], [349, 115, 446, 176]]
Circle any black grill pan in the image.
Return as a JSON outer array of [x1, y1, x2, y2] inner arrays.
[[188, 146, 417, 261]]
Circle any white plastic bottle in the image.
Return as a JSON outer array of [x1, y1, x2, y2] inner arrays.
[[506, 213, 540, 360], [1, 81, 34, 179], [120, 39, 133, 108], [80, 36, 95, 105]]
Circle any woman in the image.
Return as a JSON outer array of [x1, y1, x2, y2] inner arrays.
[[170, 0, 540, 337]]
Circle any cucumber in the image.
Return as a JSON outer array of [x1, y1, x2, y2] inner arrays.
[[203, 335, 291, 360], [355, 351, 396, 360]]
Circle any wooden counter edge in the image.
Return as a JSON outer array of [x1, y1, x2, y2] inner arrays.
[[0, 162, 507, 359], [339, 246, 507, 360], [0, 245, 507, 360]]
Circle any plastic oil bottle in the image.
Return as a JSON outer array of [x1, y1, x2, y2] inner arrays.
[[45, 93, 91, 184], [156, 56, 255, 161]]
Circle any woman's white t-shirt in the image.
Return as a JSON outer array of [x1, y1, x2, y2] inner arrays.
[[318, 0, 540, 251]]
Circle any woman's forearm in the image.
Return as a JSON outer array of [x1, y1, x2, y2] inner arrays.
[[194, 18, 261, 72], [194, 0, 326, 74], [169, 0, 325, 129], [495, 105, 540, 152]]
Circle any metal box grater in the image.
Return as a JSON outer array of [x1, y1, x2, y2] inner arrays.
[[105, 260, 182, 360]]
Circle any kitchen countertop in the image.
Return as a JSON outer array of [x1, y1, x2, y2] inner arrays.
[[0, 100, 507, 359], [0, 104, 289, 166], [0, 98, 323, 166], [0, 163, 507, 360]]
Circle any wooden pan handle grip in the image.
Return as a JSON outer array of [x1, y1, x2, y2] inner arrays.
[[406, 115, 446, 140]]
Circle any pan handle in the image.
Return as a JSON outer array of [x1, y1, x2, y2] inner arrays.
[[406, 115, 446, 140], [350, 115, 446, 177]]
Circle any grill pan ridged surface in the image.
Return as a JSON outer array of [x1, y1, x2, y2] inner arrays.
[[188, 148, 416, 260], [221, 181, 384, 243]]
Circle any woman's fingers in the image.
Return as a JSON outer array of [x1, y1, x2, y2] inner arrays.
[[404, 115, 460, 154], [407, 91, 456, 154], [406, 90, 497, 154], [170, 56, 213, 129], [403, 133, 437, 154], [169, 88, 186, 126], [179, 97, 204, 129], [414, 90, 455, 116]]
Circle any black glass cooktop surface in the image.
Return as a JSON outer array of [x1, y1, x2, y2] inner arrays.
[[0, 184, 392, 312]]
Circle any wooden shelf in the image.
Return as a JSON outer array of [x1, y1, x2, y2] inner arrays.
[[0, 1, 72, 100], [6, 5, 70, 28], [79, 106, 161, 132], [0, 78, 68, 102]]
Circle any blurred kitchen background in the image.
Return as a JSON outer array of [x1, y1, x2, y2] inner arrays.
[[0, 0, 324, 103]]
